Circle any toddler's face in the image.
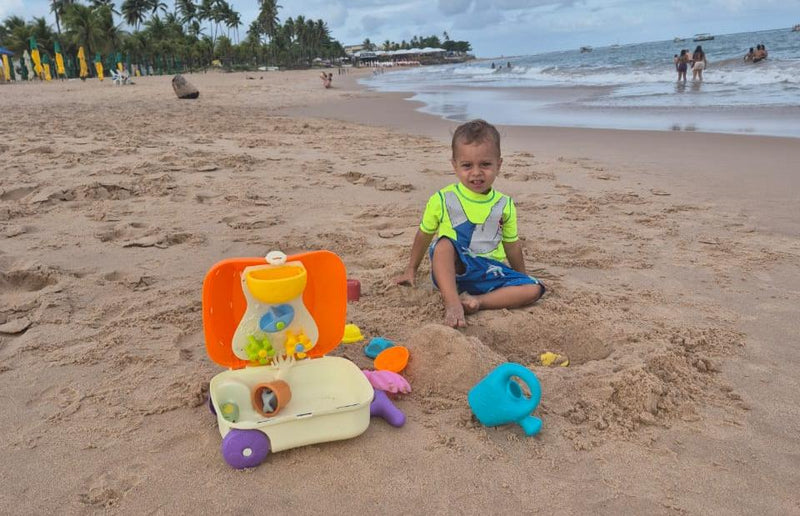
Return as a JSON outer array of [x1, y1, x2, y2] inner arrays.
[[451, 140, 502, 195]]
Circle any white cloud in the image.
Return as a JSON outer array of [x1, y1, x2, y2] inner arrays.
[[0, 0, 30, 19], [438, 0, 473, 15]]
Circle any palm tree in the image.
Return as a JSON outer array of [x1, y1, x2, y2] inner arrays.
[[175, 0, 196, 29], [1, 16, 34, 54], [121, 0, 147, 31], [257, 0, 280, 43], [225, 7, 242, 44], [63, 3, 104, 56], [50, 0, 75, 35], [30, 17, 57, 52], [147, 0, 168, 16], [90, 0, 120, 16], [196, 0, 214, 44]]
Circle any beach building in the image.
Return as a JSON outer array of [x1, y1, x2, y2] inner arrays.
[[349, 47, 471, 67]]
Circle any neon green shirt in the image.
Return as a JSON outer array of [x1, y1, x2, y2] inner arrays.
[[420, 183, 518, 262]]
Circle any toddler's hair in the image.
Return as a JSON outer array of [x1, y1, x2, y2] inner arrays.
[[452, 119, 501, 158]]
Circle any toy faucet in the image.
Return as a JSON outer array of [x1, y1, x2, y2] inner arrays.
[[467, 363, 542, 436]]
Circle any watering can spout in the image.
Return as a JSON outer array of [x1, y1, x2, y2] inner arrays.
[[518, 415, 542, 436]]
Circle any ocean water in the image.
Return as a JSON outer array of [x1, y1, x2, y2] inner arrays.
[[361, 28, 800, 137]]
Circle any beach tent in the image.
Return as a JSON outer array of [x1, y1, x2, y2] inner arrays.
[[54, 41, 66, 78], [29, 36, 43, 79], [77, 46, 89, 79], [94, 52, 104, 81]]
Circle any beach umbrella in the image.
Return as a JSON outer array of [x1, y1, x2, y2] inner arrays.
[[66, 55, 76, 78], [1, 54, 10, 81], [0, 46, 14, 56], [20, 51, 30, 80], [54, 41, 66, 78], [29, 36, 44, 79], [42, 53, 52, 81], [77, 46, 89, 79], [116, 52, 123, 72], [94, 52, 104, 81]]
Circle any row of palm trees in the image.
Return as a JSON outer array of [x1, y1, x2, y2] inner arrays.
[[0, 0, 345, 75]]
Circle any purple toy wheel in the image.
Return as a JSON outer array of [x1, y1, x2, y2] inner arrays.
[[221, 429, 271, 469], [208, 397, 216, 416]]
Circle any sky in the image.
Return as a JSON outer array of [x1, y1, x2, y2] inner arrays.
[[2, 0, 799, 56]]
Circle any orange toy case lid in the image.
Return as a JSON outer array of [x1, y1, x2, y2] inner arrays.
[[202, 250, 347, 369]]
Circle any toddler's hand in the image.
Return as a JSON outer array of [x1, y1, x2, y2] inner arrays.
[[392, 269, 415, 286]]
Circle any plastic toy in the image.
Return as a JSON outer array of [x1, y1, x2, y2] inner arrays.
[[204, 250, 404, 469], [374, 346, 409, 373], [364, 337, 395, 359], [370, 390, 406, 427], [252, 380, 291, 417], [347, 279, 361, 302], [467, 362, 542, 436], [540, 351, 569, 367], [341, 323, 364, 344], [362, 369, 411, 394]]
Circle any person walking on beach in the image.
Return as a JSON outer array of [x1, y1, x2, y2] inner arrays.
[[691, 45, 707, 81], [392, 119, 545, 327]]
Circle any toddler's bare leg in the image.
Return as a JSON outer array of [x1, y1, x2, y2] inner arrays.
[[471, 283, 543, 311], [431, 239, 466, 328]]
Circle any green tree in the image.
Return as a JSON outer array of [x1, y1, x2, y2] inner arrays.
[[121, 0, 147, 31], [63, 4, 104, 56]]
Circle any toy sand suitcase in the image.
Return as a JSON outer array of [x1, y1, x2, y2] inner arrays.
[[202, 250, 379, 469]]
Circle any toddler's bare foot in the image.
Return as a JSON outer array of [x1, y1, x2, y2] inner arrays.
[[460, 293, 481, 314], [444, 303, 467, 328]]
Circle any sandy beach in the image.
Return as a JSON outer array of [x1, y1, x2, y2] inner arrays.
[[1, 70, 799, 514]]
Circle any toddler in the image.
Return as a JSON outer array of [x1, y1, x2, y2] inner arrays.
[[393, 119, 544, 327]]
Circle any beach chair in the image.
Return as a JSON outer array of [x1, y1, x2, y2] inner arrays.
[[110, 69, 122, 85]]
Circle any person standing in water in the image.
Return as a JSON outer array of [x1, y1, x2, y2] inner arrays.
[[692, 45, 707, 81]]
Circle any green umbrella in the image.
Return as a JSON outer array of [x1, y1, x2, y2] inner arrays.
[[19, 52, 29, 80]]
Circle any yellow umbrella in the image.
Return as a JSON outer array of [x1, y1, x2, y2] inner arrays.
[[54, 41, 66, 77], [1, 55, 10, 82], [31, 49, 43, 78], [94, 52, 104, 81], [77, 47, 88, 79]]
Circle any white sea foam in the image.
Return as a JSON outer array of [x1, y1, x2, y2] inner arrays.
[[360, 28, 800, 137]]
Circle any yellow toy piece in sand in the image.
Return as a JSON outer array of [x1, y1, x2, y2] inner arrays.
[[341, 324, 364, 344], [540, 352, 569, 367]]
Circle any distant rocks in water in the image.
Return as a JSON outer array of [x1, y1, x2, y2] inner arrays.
[[172, 75, 199, 99]]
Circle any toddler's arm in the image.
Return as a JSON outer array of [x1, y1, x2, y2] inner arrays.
[[503, 240, 527, 274], [393, 229, 434, 286]]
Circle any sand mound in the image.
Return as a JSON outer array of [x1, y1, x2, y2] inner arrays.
[[403, 324, 504, 399]]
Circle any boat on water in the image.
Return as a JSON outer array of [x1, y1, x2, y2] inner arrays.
[[792, 24, 800, 32], [580, 46, 593, 53], [693, 33, 714, 41]]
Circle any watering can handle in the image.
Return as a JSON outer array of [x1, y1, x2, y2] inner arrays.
[[501, 363, 542, 406]]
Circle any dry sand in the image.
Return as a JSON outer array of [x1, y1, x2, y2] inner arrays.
[[1, 70, 799, 514]]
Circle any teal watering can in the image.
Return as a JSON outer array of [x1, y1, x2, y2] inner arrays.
[[467, 362, 542, 436]]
